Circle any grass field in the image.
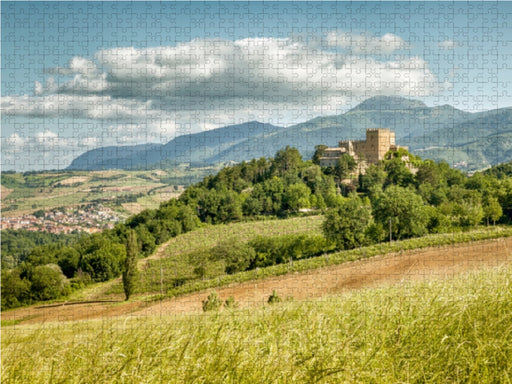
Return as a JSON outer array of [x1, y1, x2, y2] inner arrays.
[[3, 264, 511, 383], [104, 215, 324, 295]]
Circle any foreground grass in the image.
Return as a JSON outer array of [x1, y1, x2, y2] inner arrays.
[[3, 264, 512, 383]]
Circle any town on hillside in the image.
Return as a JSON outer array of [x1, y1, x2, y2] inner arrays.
[[1, 204, 120, 234]]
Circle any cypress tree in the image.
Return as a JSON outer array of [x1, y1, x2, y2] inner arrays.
[[122, 230, 138, 301]]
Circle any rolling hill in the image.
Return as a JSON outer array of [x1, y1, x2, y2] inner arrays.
[[67, 96, 512, 171]]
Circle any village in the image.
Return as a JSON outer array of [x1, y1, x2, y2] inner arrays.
[[0, 203, 120, 234]]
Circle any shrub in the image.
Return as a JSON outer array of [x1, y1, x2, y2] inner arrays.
[[202, 291, 222, 312], [224, 296, 239, 309], [268, 290, 282, 305]]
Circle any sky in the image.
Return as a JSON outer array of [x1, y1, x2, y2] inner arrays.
[[2, 1, 512, 171]]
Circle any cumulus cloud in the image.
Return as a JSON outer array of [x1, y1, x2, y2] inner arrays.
[[5, 34, 443, 146], [2, 94, 159, 121], [438, 40, 456, 50], [325, 31, 409, 55]]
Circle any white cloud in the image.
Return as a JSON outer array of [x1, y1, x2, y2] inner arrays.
[[326, 31, 409, 55], [10, 36, 439, 109], [438, 40, 456, 50], [5, 35, 443, 150], [4, 133, 26, 147], [2, 94, 161, 121]]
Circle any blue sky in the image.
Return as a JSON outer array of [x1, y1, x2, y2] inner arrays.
[[2, 1, 512, 171]]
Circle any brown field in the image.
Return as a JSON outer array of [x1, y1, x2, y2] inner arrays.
[[58, 176, 90, 185], [1, 185, 13, 198], [4, 236, 512, 325]]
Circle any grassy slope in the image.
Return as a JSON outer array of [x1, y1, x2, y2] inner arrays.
[[3, 264, 511, 383], [102, 215, 324, 296]]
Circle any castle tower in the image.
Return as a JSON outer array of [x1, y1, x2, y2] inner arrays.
[[364, 128, 394, 163]]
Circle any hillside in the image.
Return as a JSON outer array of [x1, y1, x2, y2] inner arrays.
[[66, 96, 512, 171], [4, 227, 512, 324], [3, 248, 512, 383], [0, 166, 219, 219]]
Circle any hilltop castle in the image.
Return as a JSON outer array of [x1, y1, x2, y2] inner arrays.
[[318, 128, 407, 168]]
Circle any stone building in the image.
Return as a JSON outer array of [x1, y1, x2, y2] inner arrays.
[[319, 128, 407, 168]]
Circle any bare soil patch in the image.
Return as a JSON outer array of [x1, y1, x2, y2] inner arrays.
[[4, 237, 512, 324], [58, 176, 89, 185], [122, 202, 144, 214], [1, 185, 13, 199]]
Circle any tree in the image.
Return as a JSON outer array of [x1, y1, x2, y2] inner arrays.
[[323, 196, 372, 249], [384, 157, 414, 187], [1, 269, 31, 309], [122, 230, 138, 301], [283, 183, 311, 212], [202, 291, 222, 312], [483, 196, 503, 226], [312, 145, 328, 165], [29, 264, 70, 301], [373, 186, 429, 240], [272, 146, 303, 176], [334, 154, 357, 182], [210, 238, 256, 274]]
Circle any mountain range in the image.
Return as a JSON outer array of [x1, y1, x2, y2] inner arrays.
[[67, 96, 512, 172]]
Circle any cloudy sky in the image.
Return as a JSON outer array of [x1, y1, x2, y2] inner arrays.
[[2, 1, 511, 171]]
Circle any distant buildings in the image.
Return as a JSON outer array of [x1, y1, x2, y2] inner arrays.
[[1, 204, 119, 233]]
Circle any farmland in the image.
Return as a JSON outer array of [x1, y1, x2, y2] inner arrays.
[[0, 166, 220, 219]]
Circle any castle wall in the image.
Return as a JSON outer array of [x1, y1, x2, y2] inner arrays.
[[319, 128, 403, 168]]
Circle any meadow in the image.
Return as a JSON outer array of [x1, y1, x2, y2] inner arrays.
[[3, 263, 511, 383]]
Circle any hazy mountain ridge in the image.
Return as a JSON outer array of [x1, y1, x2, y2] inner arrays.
[[67, 97, 512, 172]]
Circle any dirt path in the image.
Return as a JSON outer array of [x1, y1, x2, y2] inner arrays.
[[5, 237, 512, 324]]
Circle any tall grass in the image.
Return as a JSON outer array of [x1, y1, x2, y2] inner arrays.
[[3, 264, 511, 383]]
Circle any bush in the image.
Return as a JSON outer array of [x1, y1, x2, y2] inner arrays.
[[224, 296, 239, 309], [202, 291, 222, 312], [268, 290, 282, 305]]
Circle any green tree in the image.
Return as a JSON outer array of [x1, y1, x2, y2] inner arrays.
[[57, 247, 80, 278], [210, 238, 256, 275], [312, 144, 328, 165], [483, 196, 503, 226], [283, 183, 311, 212], [79, 242, 126, 282], [202, 291, 222, 312], [334, 154, 357, 182], [1, 269, 31, 309], [384, 157, 414, 187], [359, 164, 386, 194], [29, 264, 70, 301], [272, 146, 303, 176], [323, 196, 372, 249], [122, 230, 138, 301], [373, 186, 429, 240]]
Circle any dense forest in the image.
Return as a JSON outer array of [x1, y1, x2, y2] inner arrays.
[[3, 147, 512, 309]]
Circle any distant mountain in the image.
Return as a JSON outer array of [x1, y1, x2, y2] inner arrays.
[[68, 97, 512, 172], [67, 121, 283, 170]]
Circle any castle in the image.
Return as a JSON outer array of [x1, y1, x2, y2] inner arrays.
[[318, 128, 407, 168]]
